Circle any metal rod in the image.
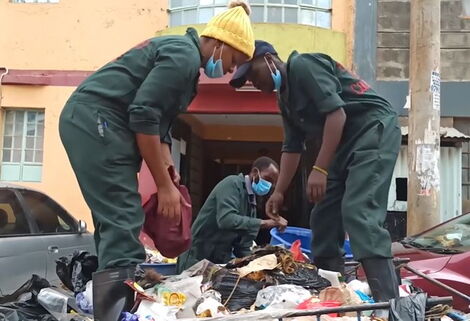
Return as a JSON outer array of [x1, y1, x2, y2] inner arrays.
[[402, 264, 470, 302], [281, 297, 453, 318]]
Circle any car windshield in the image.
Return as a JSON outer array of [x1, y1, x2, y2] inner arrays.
[[407, 213, 470, 253]]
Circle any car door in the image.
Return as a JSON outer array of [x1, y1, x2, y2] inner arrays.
[[17, 189, 95, 286], [0, 187, 47, 295]]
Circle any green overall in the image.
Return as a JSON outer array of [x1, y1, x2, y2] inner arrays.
[[279, 52, 401, 260], [59, 28, 201, 270], [176, 174, 261, 273]]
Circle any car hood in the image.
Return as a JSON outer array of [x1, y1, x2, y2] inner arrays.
[[392, 242, 451, 262], [404, 254, 453, 275]]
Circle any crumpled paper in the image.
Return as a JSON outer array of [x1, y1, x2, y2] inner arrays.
[[236, 254, 278, 277]]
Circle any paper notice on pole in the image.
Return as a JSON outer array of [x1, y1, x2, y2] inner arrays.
[[416, 143, 440, 196], [430, 70, 440, 111], [403, 91, 411, 109]]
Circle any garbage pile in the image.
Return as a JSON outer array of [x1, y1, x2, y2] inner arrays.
[[0, 245, 463, 321], [0, 252, 95, 321], [119, 245, 401, 320]]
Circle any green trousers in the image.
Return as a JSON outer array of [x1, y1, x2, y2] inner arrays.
[[311, 114, 401, 261], [59, 98, 145, 270]]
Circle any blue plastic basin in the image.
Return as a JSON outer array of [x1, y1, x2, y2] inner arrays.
[[140, 263, 177, 276], [270, 227, 353, 259]]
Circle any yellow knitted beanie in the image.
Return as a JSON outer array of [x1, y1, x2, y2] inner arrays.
[[201, 0, 255, 59]]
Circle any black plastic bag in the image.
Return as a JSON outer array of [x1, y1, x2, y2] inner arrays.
[[56, 251, 98, 294], [0, 300, 55, 321], [211, 270, 269, 311], [0, 275, 54, 321], [0, 275, 50, 305], [389, 293, 428, 321], [270, 266, 331, 292]]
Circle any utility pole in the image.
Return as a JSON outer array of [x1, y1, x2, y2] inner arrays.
[[407, 0, 441, 235]]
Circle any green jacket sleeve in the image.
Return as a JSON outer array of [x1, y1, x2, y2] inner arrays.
[[233, 233, 257, 258], [281, 112, 306, 153], [214, 177, 262, 231], [295, 54, 346, 114], [128, 41, 199, 136], [161, 130, 172, 146]]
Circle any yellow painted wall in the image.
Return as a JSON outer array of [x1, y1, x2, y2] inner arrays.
[[332, 0, 356, 69], [0, 0, 169, 227], [0, 0, 168, 70], [0, 1, 351, 229], [157, 23, 347, 65], [0, 85, 93, 228]]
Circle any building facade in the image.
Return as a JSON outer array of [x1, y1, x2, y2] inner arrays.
[[353, 0, 470, 226], [0, 0, 353, 228]]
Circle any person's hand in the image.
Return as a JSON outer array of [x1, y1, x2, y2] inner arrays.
[[307, 169, 327, 203], [276, 216, 288, 232], [157, 183, 189, 221], [260, 219, 280, 229], [172, 169, 181, 185], [265, 191, 284, 220]]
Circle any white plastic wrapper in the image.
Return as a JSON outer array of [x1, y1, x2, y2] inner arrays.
[[84, 280, 93, 304], [255, 285, 312, 310], [37, 288, 69, 320], [347, 280, 371, 296], [136, 300, 179, 321]]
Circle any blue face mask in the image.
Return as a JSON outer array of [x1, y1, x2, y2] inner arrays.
[[204, 44, 224, 78], [265, 57, 282, 92], [252, 170, 273, 196]]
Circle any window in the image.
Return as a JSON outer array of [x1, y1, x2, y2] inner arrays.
[[20, 190, 77, 234], [168, 0, 331, 28], [1, 109, 45, 182], [11, 0, 59, 3], [0, 189, 31, 236]]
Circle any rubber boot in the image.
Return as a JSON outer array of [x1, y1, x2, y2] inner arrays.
[[314, 257, 345, 276], [361, 258, 400, 319], [92, 266, 135, 321]]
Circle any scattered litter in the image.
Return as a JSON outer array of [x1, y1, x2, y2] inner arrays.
[[318, 269, 342, 287], [255, 284, 312, 310], [56, 251, 98, 294]]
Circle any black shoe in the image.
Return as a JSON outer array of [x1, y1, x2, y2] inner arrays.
[[361, 258, 400, 319], [92, 266, 136, 321], [314, 257, 345, 276]]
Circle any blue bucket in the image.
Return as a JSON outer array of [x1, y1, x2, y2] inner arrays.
[[140, 263, 177, 276], [270, 227, 353, 259]]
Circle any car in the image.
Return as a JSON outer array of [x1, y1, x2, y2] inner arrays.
[[393, 212, 470, 312], [0, 183, 95, 296]]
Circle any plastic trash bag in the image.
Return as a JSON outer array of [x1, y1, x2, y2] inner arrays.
[[194, 290, 228, 318], [211, 270, 267, 311], [37, 288, 69, 320], [389, 293, 428, 321], [121, 312, 139, 321], [254, 285, 312, 310], [347, 279, 371, 296], [56, 251, 98, 294], [270, 266, 331, 292], [0, 275, 55, 321], [290, 240, 308, 263], [75, 280, 93, 314], [162, 275, 203, 319], [0, 307, 19, 321], [0, 275, 50, 305], [136, 300, 179, 321]]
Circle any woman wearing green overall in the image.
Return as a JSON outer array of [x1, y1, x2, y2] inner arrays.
[[230, 41, 401, 317], [59, 2, 254, 320]]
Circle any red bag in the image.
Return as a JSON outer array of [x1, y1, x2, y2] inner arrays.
[[139, 162, 192, 258], [290, 239, 308, 263]]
